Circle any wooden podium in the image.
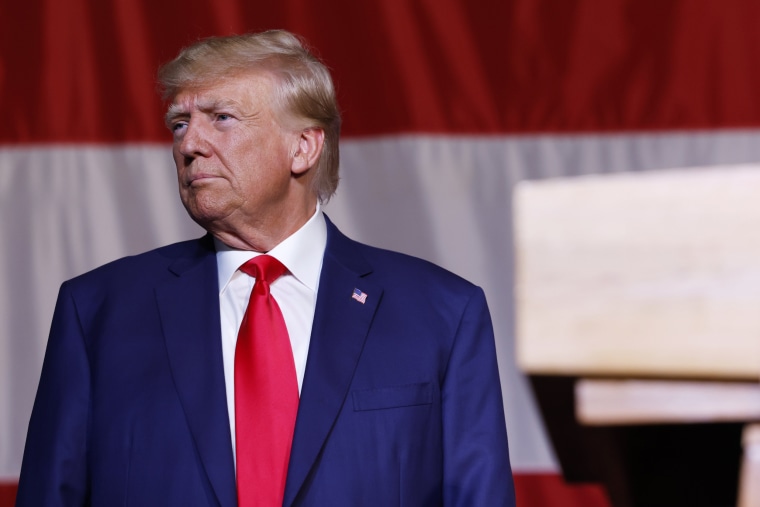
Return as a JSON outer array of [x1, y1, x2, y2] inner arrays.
[[514, 166, 760, 506]]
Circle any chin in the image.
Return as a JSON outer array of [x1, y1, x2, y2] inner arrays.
[[190, 208, 225, 227], [182, 198, 224, 228]]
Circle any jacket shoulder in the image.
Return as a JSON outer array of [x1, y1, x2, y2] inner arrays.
[[324, 216, 479, 296], [360, 242, 475, 290], [64, 236, 213, 290]]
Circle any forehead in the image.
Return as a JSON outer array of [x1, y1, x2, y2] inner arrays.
[[170, 70, 277, 111]]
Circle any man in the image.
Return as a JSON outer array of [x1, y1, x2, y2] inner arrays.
[[17, 30, 515, 506]]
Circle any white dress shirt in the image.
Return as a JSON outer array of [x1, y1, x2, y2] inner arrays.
[[215, 207, 327, 459]]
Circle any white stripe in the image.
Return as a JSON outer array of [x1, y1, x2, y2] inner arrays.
[[2, 130, 760, 478]]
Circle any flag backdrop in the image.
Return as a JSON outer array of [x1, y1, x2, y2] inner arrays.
[[2, 1, 760, 505]]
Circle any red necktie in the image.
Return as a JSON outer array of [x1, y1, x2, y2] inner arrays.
[[235, 255, 299, 507]]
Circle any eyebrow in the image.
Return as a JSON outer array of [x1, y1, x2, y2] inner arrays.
[[164, 98, 245, 127], [164, 104, 187, 127]]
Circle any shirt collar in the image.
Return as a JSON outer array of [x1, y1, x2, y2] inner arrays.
[[215, 205, 327, 294]]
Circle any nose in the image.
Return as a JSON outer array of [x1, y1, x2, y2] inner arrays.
[[177, 119, 211, 159]]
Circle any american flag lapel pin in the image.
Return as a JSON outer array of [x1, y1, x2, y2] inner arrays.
[[351, 288, 368, 304]]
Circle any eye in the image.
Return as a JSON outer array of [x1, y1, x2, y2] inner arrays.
[[216, 113, 233, 122], [171, 121, 188, 133]]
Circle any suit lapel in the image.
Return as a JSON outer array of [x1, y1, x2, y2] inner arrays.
[[155, 237, 238, 507], [283, 220, 382, 507]]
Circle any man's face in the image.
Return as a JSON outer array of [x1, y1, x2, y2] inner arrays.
[[167, 71, 299, 238]]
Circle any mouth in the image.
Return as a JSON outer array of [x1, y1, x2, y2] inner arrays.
[[185, 173, 221, 187]]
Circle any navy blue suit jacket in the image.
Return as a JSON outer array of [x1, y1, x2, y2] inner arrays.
[[17, 217, 515, 506]]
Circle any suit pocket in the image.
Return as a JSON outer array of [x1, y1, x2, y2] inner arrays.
[[352, 382, 433, 411]]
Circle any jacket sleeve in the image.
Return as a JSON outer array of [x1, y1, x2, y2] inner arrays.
[[441, 286, 516, 506], [16, 282, 91, 506]]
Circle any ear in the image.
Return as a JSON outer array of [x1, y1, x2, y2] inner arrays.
[[291, 127, 325, 175]]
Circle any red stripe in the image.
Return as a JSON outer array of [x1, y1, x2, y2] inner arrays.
[[0, 475, 609, 507], [514, 473, 611, 507], [3, 0, 760, 143], [0, 483, 16, 507]]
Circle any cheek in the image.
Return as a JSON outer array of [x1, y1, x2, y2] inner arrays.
[[172, 149, 185, 173], [250, 153, 292, 190]]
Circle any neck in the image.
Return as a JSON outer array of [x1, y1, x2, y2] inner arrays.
[[210, 199, 318, 252]]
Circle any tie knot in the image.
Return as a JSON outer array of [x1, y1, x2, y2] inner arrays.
[[239, 255, 287, 285]]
